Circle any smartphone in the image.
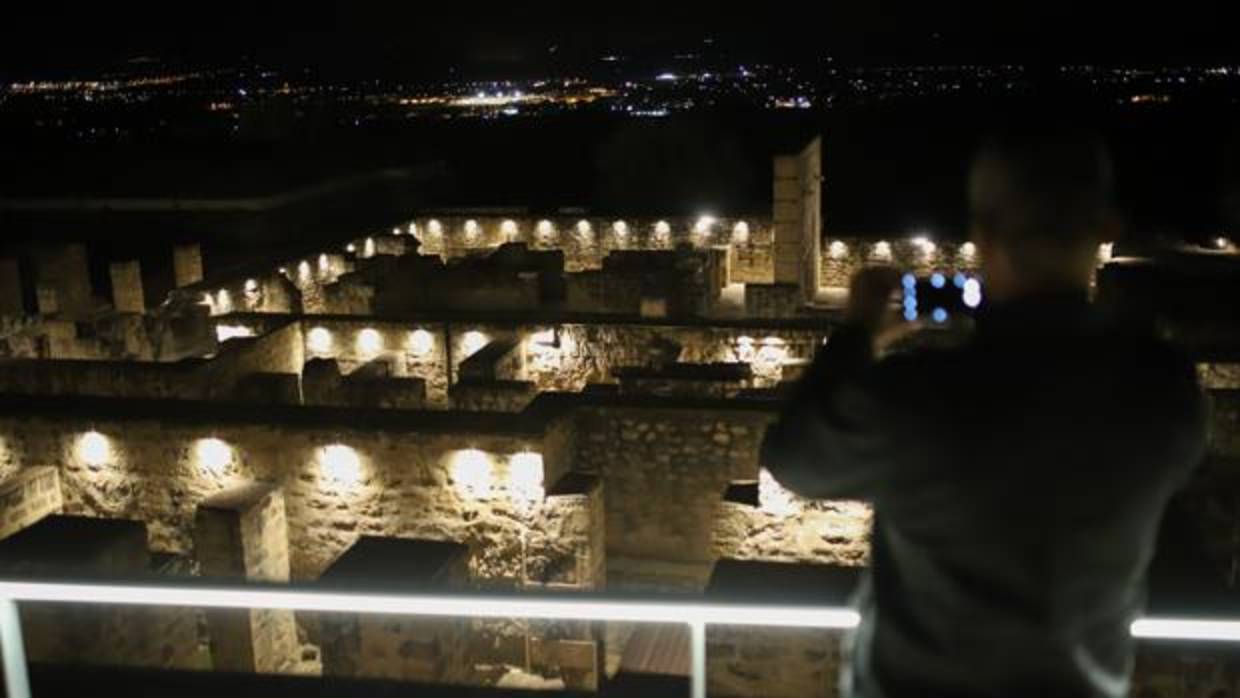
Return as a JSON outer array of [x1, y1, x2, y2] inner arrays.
[[900, 272, 984, 324]]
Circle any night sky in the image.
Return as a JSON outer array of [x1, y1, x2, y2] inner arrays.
[[2, 2, 1238, 80]]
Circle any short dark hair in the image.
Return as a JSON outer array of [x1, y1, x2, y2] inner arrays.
[[969, 123, 1114, 250]]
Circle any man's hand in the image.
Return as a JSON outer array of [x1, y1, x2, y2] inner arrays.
[[845, 266, 902, 334]]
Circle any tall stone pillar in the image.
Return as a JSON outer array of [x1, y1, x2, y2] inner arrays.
[[194, 483, 299, 673], [109, 260, 145, 313], [32, 243, 93, 316], [174, 243, 204, 287], [0, 259, 22, 316], [772, 137, 823, 303]]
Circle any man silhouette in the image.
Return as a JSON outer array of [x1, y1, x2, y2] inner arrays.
[[761, 125, 1209, 697]]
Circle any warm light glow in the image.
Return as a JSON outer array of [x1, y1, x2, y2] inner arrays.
[[576, 220, 593, 238], [297, 260, 312, 280], [759, 468, 800, 517], [694, 215, 716, 235], [500, 219, 519, 239], [363, 238, 376, 257], [244, 278, 259, 293], [1217, 237, 1232, 250], [215, 289, 232, 313], [732, 221, 749, 244], [392, 226, 402, 236], [408, 329, 435, 356], [464, 219, 481, 240], [536, 219, 555, 241], [216, 324, 255, 342], [357, 328, 383, 356], [912, 235, 937, 255], [451, 449, 494, 500], [408, 222, 419, 235], [307, 327, 333, 354], [319, 253, 330, 271], [200, 293, 213, 307], [654, 220, 671, 238], [960, 241, 977, 257], [828, 240, 848, 259], [1097, 242, 1114, 262], [509, 451, 545, 507], [613, 220, 629, 237], [77, 431, 111, 467], [320, 444, 362, 487], [871, 241, 892, 259], [346, 243, 357, 253], [427, 220, 444, 237], [461, 330, 488, 357], [195, 438, 233, 476]]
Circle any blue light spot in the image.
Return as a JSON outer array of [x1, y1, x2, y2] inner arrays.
[[903, 296, 918, 311], [902, 273, 917, 289], [904, 307, 918, 321], [930, 273, 946, 288], [932, 308, 948, 323], [953, 272, 967, 288]]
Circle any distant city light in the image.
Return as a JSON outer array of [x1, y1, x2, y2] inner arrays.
[[932, 308, 948, 323], [931, 273, 946, 289], [902, 273, 917, 289], [656, 73, 678, 82], [346, 243, 356, 253], [953, 272, 967, 289]]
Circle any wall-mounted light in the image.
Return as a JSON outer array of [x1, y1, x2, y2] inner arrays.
[[195, 437, 233, 477], [828, 240, 848, 259], [244, 279, 259, 293], [298, 261, 312, 280], [408, 222, 419, 236], [451, 449, 493, 500], [77, 431, 111, 467], [357, 328, 383, 356], [912, 235, 936, 255], [732, 221, 750, 244], [464, 220, 481, 241], [613, 220, 629, 238], [408, 329, 435, 356], [576, 220, 593, 240], [215, 289, 232, 314], [694, 215, 716, 235], [320, 444, 362, 488], [363, 238, 376, 257], [392, 226, 402, 236], [500, 220, 519, 239], [346, 243, 357, 253], [960, 241, 977, 258], [307, 327, 333, 354], [871, 241, 892, 260], [654, 220, 671, 240], [536, 220, 555, 241], [963, 278, 983, 308], [461, 330, 488, 358], [319, 253, 330, 271], [427, 220, 444, 238], [1216, 237, 1232, 250]]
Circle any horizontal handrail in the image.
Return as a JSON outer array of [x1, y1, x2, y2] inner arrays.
[[0, 578, 1238, 698]]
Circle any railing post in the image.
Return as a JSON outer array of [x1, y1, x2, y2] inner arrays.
[[0, 597, 31, 698], [689, 619, 706, 698]]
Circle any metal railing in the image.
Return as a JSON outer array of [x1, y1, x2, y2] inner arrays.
[[0, 578, 1238, 698]]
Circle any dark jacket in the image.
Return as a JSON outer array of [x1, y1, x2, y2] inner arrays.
[[761, 292, 1208, 698]]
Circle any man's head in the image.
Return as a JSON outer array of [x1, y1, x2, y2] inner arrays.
[[968, 123, 1119, 301]]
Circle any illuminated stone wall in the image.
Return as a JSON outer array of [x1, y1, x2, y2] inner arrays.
[[713, 470, 871, 567]]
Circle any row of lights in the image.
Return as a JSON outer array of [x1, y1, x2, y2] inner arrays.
[[74, 431, 545, 505], [305, 326, 489, 360], [402, 217, 751, 244]]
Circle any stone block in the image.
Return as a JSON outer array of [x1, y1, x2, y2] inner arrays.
[[174, 243, 204, 287], [0, 466, 63, 539], [109, 260, 145, 313], [195, 482, 298, 673]]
